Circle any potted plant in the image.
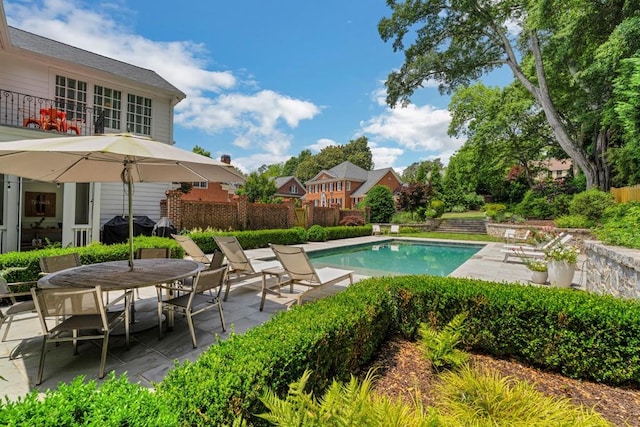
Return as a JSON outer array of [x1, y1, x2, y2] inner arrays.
[[523, 258, 548, 284], [545, 244, 580, 288]]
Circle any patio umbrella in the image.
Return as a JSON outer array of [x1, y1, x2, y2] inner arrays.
[[0, 133, 245, 269]]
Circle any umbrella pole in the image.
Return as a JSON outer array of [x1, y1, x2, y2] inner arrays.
[[126, 163, 135, 270]]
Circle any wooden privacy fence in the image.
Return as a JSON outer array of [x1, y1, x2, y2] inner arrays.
[[164, 191, 368, 231], [611, 185, 640, 203]]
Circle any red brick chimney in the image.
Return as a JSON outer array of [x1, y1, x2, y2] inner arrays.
[[220, 154, 231, 164]]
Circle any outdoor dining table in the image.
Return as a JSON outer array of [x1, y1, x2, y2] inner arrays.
[[37, 258, 205, 331]]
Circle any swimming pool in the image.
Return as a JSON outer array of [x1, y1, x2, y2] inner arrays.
[[308, 240, 484, 277]]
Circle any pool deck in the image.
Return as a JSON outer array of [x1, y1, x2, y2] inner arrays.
[[0, 236, 585, 402]]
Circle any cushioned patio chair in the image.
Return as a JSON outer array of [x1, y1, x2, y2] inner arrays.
[[213, 236, 281, 301], [269, 244, 353, 307], [0, 276, 37, 342], [156, 265, 227, 348], [31, 285, 131, 385]]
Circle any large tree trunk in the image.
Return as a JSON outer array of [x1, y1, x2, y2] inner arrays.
[[503, 31, 608, 190]]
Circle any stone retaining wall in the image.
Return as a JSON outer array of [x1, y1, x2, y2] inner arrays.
[[584, 241, 640, 299]]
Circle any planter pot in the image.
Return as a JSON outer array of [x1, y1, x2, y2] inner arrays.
[[530, 270, 548, 285], [548, 260, 576, 288]]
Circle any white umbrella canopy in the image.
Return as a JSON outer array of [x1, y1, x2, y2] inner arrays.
[[0, 133, 245, 268]]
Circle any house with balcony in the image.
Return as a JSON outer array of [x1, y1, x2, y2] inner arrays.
[[0, 3, 186, 252], [305, 161, 402, 209]]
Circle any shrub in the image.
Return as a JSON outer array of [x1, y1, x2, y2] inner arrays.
[[306, 225, 328, 242], [554, 214, 592, 229], [365, 185, 396, 223], [569, 189, 615, 223], [419, 312, 469, 372], [339, 215, 365, 226], [430, 199, 445, 217], [450, 205, 466, 213], [595, 201, 640, 248], [463, 193, 485, 210]]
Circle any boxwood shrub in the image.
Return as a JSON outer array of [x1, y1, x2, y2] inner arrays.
[[4, 274, 640, 425]]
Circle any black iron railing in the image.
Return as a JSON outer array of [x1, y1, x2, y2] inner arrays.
[[0, 88, 103, 136]]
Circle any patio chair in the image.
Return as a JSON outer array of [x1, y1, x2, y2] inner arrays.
[[156, 265, 227, 348], [213, 236, 281, 301], [372, 224, 383, 235], [135, 247, 171, 298], [0, 276, 37, 342], [503, 229, 531, 244], [171, 234, 212, 266], [39, 252, 82, 275], [269, 244, 353, 307], [30, 285, 131, 385], [390, 225, 400, 235]]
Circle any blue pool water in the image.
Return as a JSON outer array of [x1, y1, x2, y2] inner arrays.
[[308, 240, 483, 277]]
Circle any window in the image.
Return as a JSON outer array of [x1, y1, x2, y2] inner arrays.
[[337, 182, 342, 191], [127, 94, 152, 135], [94, 86, 122, 130], [329, 182, 333, 192], [75, 183, 90, 225], [55, 75, 87, 122], [289, 184, 298, 194], [346, 181, 351, 191], [321, 183, 326, 192], [192, 182, 208, 189]]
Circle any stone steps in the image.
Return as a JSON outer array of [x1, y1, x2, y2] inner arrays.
[[434, 218, 487, 234]]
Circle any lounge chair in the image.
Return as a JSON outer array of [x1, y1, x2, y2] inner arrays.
[[372, 224, 383, 235], [31, 285, 131, 385], [501, 233, 573, 263], [171, 234, 212, 265], [213, 236, 281, 301], [503, 229, 531, 244], [390, 225, 400, 235], [269, 244, 353, 307]]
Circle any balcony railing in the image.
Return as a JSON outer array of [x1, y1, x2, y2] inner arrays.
[[0, 88, 105, 136]]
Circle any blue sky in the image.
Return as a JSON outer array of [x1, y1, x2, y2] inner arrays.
[[5, 0, 511, 174]]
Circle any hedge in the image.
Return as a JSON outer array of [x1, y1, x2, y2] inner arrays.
[[3, 274, 640, 425]]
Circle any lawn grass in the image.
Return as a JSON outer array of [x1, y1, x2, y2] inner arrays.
[[441, 210, 487, 219], [401, 231, 500, 242]]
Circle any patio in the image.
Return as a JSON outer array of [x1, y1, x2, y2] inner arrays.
[[0, 236, 585, 402]]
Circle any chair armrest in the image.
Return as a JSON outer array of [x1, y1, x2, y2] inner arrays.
[[105, 289, 133, 310], [0, 290, 33, 298], [156, 283, 191, 293], [7, 280, 38, 288]]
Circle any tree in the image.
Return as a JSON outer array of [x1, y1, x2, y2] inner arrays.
[[365, 185, 396, 223], [236, 172, 278, 203], [192, 145, 211, 158], [396, 182, 432, 219], [379, 0, 639, 190], [448, 82, 553, 189]]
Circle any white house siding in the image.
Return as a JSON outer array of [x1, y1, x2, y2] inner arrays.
[[0, 53, 50, 97], [99, 182, 171, 226]]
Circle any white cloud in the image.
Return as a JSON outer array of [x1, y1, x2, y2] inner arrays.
[[361, 103, 464, 153], [5, 0, 320, 159], [370, 145, 403, 169], [306, 138, 337, 152]]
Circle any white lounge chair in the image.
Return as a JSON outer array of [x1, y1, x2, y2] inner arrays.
[[389, 225, 400, 235], [372, 224, 383, 235], [213, 236, 281, 301], [269, 244, 353, 307], [501, 233, 573, 263]]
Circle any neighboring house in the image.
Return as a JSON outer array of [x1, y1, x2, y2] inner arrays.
[[536, 158, 574, 181], [273, 176, 306, 199], [0, 3, 186, 252], [180, 155, 240, 203], [305, 161, 402, 209]]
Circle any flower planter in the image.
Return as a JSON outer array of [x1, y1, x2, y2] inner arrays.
[[530, 270, 548, 285], [548, 260, 576, 288]]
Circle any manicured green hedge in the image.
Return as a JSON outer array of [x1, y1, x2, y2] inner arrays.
[[186, 225, 373, 254], [0, 236, 183, 283], [4, 274, 640, 425]]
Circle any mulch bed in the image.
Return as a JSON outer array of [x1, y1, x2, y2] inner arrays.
[[368, 338, 640, 426]]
